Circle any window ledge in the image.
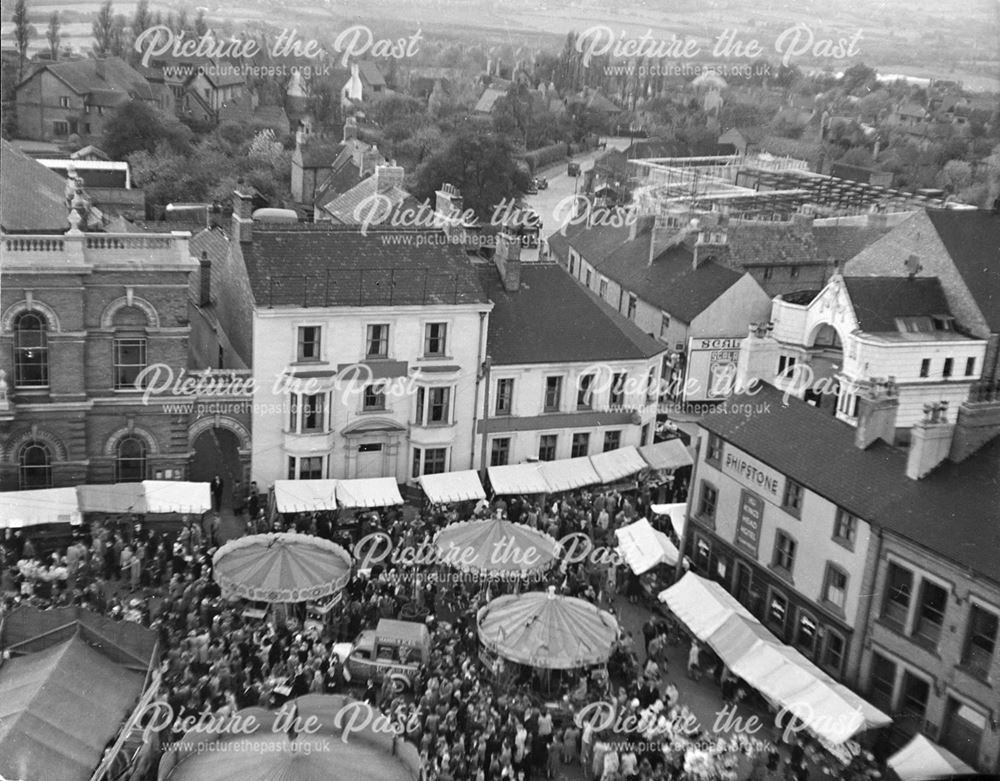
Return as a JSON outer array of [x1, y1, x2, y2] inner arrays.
[[832, 536, 856, 553], [955, 664, 993, 687], [768, 564, 795, 586], [821, 600, 847, 620]]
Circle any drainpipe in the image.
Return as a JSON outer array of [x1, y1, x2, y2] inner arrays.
[[470, 310, 488, 471], [673, 431, 701, 583], [478, 356, 493, 481]]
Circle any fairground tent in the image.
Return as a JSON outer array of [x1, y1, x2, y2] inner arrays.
[[887, 734, 975, 780], [590, 445, 648, 483], [660, 572, 891, 745], [477, 587, 620, 669], [419, 470, 486, 504], [273, 479, 339, 513], [538, 456, 602, 492], [0, 633, 146, 781], [0, 487, 81, 528], [487, 463, 550, 495], [212, 533, 353, 602], [433, 517, 561, 575], [336, 478, 403, 508], [614, 518, 679, 573]]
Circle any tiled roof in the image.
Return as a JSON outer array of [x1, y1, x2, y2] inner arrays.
[[725, 221, 827, 267], [298, 140, 345, 169], [322, 178, 417, 225], [26, 56, 152, 101], [474, 87, 507, 114], [313, 141, 384, 209], [357, 61, 386, 88], [701, 384, 1000, 582], [200, 61, 247, 87], [0, 139, 70, 233], [843, 276, 952, 332], [812, 223, 892, 265], [241, 226, 489, 307], [559, 221, 746, 323], [925, 209, 1000, 332], [480, 263, 666, 365]]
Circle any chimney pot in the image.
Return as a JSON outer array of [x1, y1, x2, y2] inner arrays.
[[199, 250, 212, 306]]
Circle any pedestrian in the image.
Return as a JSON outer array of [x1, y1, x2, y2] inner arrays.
[[687, 640, 701, 680], [232, 480, 244, 517], [642, 617, 657, 655], [210, 475, 223, 512]]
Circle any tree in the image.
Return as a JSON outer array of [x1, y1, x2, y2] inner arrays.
[[13, 0, 32, 82], [92, 1, 125, 57], [129, 0, 151, 64], [103, 99, 192, 158], [938, 159, 973, 192], [413, 130, 532, 220], [840, 62, 877, 96], [46, 11, 60, 61], [194, 9, 208, 37]]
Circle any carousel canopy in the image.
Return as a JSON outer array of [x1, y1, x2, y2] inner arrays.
[[660, 573, 891, 744], [273, 479, 339, 513], [639, 439, 693, 471], [614, 518, 678, 573], [76, 483, 146, 515], [589, 446, 647, 484], [887, 734, 975, 780], [487, 463, 550, 495], [162, 694, 417, 781], [142, 481, 211, 514], [477, 588, 620, 669], [0, 487, 82, 528], [538, 456, 601, 492], [212, 533, 352, 603], [418, 470, 486, 504], [433, 518, 561, 575], [336, 478, 403, 508]]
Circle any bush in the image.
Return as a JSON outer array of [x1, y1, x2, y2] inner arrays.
[[519, 142, 568, 174]]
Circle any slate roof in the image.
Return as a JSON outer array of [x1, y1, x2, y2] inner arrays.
[[357, 61, 386, 88], [23, 56, 152, 101], [842, 276, 953, 332], [475, 87, 507, 114], [480, 263, 666, 365], [241, 226, 489, 307], [556, 221, 747, 324], [812, 223, 892, 266], [321, 177, 417, 225], [925, 209, 1000, 332], [701, 383, 1000, 583], [0, 139, 70, 233], [724, 221, 828, 267], [298, 139, 344, 169]]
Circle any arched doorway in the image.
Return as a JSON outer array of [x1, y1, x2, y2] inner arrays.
[[191, 428, 243, 509], [804, 322, 844, 414]]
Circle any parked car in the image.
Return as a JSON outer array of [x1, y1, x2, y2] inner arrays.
[[567, 162, 581, 177], [526, 181, 538, 195], [533, 176, 548, 190]]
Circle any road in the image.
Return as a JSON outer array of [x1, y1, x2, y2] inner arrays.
[[520, 136, 632, 262]]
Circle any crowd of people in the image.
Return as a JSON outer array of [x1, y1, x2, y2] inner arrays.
[[0, 474, 836, 781]]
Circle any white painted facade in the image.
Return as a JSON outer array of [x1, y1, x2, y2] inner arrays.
[[746, 275, 986, 429], [250, 303, 491, 486]]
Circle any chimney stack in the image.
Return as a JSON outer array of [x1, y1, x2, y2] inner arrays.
[[375, 163, 405, 193], [692, 227, 728, 269], [343, 115, 358, 143], [359, 148, 381, 178], [906, 402, 954, 479], [199, 250, 212, 306], [232, 181, 255, 244], [494, 227, 522, 292], [949, 386, 1000, 463], [854, 378, 900, 449]]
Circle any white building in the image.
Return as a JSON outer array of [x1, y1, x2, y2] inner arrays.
[[215, 188, 492, 487], [738, 274, 987, 435], [475, 235, 667, 468]]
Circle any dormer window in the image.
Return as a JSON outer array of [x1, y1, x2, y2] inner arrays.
[[931, 315, 953, 331]]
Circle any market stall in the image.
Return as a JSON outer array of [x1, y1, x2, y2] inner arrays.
[[433, 517, 561, 576], [336, 478, 404, 509], [272, 479, 339, 514], [0, 487, 82, 528], [886, 734, 975, 781], [141, 480, 211, 514], [538, 456, 602, 493], [615, 518, 679, 572], [487, 463, 550, 496], [589, 445, 647, 484], [418, 470, 486, 504], [639, 439, 694, 503], [76, 483, 147, 515]]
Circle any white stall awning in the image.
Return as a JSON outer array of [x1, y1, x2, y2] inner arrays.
[[0, 487, 82, 528], [336, 478, 403, 508], [487, 463, 550, 496], [77, 483, 147, 514], [538, 457, 601, 493], [614, 518, 679, 573], [142, 481, 212, 514], [659, 571, 755, 640], [419, 470, 486, 504], [639, 438, 694, 471], [649, 502, 688, 539], [273, 479, 339, 513], [887, 734, 975, 781], [589, 446, 647, 483]]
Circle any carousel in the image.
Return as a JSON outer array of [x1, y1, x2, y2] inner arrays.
[[432, 515, 562, 577]]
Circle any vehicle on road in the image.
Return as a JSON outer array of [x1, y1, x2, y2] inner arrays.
[[347, 618, 430, 691], [533, 176, 548, 190]]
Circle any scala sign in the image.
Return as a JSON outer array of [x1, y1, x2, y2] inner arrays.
[[683, 336, 744, 402]]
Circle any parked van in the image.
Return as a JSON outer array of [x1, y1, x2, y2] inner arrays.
[[347, 618, 430, 689]]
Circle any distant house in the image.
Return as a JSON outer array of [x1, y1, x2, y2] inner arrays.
[[14, 56, 153, 143], [178, 60, 249, 123], [35, 158, 145, 219], [474, 87, 507, 117], [829, 162, 894, 187], [251, 104, 291, 136], [567, 88, 621, 117], [891, 101, 929, 127], [316, 163, 418, 226], [718, 127, 766, 156], [141, 55, 251, 125], [341, 61, 386, 104]]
